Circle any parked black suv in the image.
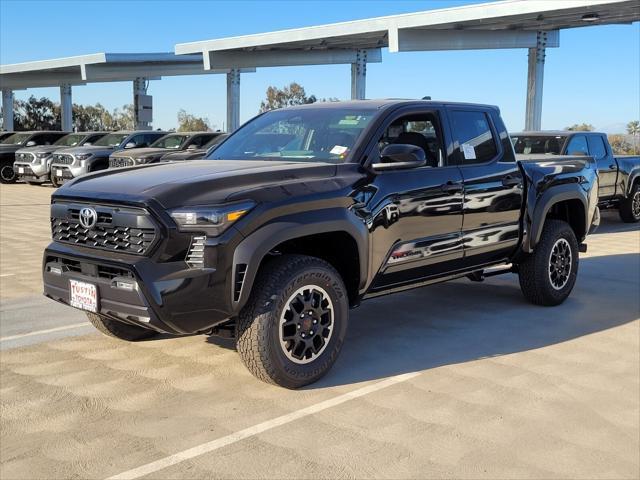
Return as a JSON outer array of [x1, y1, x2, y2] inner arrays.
[[1, 131, 69, 183], [160, 133, 228, 162], [43, 100, 599, 388], [108, 132, 222, 168]]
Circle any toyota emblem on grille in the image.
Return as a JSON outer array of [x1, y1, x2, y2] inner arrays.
[[79, 207, 98, 229]]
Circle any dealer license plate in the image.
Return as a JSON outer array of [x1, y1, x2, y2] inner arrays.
[[69, 279, 98, 312], [18, 167, 24, 174], [56, 169, 63, 177]]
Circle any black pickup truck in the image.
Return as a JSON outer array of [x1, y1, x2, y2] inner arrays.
[[43, 100, 599, 388], [512, 131, 640, 222]]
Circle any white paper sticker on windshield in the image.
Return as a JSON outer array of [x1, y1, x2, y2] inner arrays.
[[462, 143, 476, 160], [330, 145, 348, 155]]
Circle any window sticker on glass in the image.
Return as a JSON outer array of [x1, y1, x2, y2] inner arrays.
[[330, 145, 348, 155], [462, 143, 476, 160]]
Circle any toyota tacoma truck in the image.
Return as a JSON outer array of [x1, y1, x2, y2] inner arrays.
[[1, 131, 69, 183], [50, 130, 167, 187], [160, 133, 229, 162], [43, 100, 599, 388], [14, 132, 107, 185], [512, 131, 640, 222], [108, 132, 222, 168]]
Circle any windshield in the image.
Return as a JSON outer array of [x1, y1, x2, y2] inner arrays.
[[512, 135, 566, 155], [1, 132, 31, 145], [207, 107, 376, 163], [94, 133, 128, 147], [150, 134, 188, 149], [54, 133, 86, 147]]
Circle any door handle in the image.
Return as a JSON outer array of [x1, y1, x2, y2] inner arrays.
[[502, 175, 521, 187], [441, 181, 463, 193]]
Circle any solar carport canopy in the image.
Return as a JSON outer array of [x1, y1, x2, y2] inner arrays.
[[175, 0, 639, 61]]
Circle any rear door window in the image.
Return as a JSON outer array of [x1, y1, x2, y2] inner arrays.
[[449, 110, 498, 164], [587, 135, 607, 160]]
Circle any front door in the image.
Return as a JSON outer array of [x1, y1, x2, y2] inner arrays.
[[359, 108, 465, 293], [587, 134, 617, 199]]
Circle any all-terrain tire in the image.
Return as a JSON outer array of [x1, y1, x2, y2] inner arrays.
[[86, 312, 157, 341], [518, 219, 579, 306], [0, 161, 17, 184], [619, 183, 640, 223], [236, 254, 349, 389]]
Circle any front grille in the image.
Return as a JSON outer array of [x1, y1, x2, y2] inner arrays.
[[16, 152, 35, 162], [51, 202, 158, 255], [46, 256, 134, 280], [53, 154, 74, 165], [110, 157, 134, 168]]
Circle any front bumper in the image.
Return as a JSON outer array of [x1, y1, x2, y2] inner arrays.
[[43, 241, 236, 335], [14, 161, 48, 182]]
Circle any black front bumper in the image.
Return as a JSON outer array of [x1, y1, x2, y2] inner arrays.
[[43, 242, 235, 335]]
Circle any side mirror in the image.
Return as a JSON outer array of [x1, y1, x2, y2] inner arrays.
[[26, 141, 36, 147], [83, 142, 92, 146], [124, 142, 138, 149], [371, 144, 426, 171], [187, 144, 198, 150]]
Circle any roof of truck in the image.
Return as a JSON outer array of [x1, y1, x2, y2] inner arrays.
[[513, 130, 605, 136]]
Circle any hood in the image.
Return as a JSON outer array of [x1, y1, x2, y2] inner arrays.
[[0, 144, 22, 155], [112, 147, 171, 159], [55, 160, 338, 209], [16, 145, 59, 155], [161, 149, 206, 161], [62, 145, 117, 156]]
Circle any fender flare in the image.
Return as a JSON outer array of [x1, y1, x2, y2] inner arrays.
[[231, 208, 369, 312], [526, 184, 589, 251], [627, 168, 640, 195]]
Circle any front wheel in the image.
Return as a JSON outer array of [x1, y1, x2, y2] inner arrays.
[[518, 219, 579, 306], [236, 255, 349, 389], [619, 184, 640, 223], [0, 161, 17, 184]]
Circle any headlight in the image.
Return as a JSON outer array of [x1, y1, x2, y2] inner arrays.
[[35, 152, 49, 159], [75, 153, 91, 161], [169, 201, 255, 236], [136, 155, 161, 164]]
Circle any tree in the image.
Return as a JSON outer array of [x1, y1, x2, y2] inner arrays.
[[177, 109, 210, 132], [627, 120, 640, 154], [608, 135, 633, 155], [565, 123, 594, 132], [259, 83, 317, 112], [11, 96, 60, 130]]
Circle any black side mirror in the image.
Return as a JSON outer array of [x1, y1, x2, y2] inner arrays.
[[371, 144, 426, 171]]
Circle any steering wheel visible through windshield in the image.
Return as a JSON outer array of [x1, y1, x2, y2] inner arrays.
[[207, 107, 375, 163]]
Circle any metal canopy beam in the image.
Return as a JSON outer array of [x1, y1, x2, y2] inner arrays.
[[351, 49, 367, 100], [60, 84, 72, 131], [2, 89, 13, 131], [388, 28, 559, 52], [203, 48, 381, 70]]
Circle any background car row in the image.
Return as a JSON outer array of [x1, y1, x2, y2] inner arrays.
[[0, 130, 227, 186]]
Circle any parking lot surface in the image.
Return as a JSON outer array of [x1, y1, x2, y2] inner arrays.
[[1, 183, 639, 479]]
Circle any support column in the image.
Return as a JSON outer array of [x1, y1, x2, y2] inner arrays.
[[226, 68, 241, 132], [525, 31, 547, 131], [2, 89, 14, 132], [133, 77, 152, 130], [350, 49, 367, 100], [60, 84, 73, 131]]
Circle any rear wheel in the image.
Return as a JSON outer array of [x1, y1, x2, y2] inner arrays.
[[86, 312, 157, 341], [0, 161, 16, 184], [518, 219, 579, 306], [236, 255, 349, 388], [619, 184, 640, 223]]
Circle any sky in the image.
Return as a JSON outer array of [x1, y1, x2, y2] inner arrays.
[[1, 0, 638, 133]]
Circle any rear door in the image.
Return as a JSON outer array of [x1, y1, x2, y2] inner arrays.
[[588, 134, 617, 199], [447, 107, 524, 266]]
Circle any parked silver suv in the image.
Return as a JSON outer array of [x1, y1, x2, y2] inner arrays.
[[50, 130, 166, 187], [14, 132, 107, 185]]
